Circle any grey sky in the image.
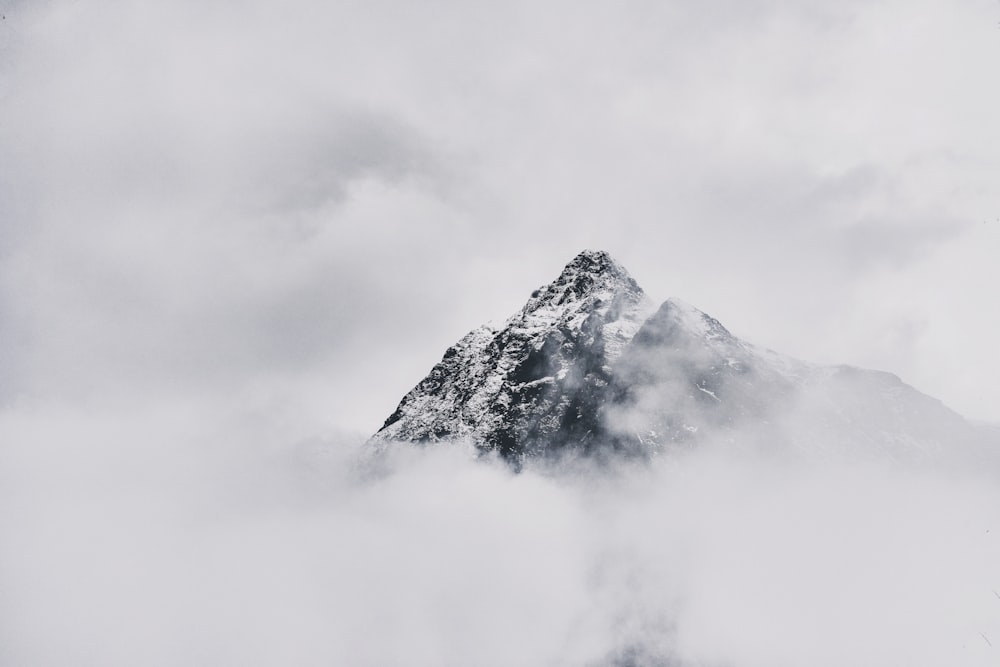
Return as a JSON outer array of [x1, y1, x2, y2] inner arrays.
[[2, 2, 1000, 664], [1, 0, 998, 436]]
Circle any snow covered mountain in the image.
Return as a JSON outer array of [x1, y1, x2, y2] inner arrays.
[[374, 250, 654, 460], [373, 250, 984, 464]]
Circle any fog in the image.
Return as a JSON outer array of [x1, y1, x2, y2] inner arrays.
[[3, 398, 998, 666], [2, 0, 1000, 432], [2, 0, 999, 663]]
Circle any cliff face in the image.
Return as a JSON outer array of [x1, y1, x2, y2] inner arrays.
[[373, 250, 980, 464], [374, 250, 654, 461]]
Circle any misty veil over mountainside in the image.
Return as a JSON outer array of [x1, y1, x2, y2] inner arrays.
[[4, 247, 998, 667], [374, 250, 986, 465], [4, 0, 1000, 663]]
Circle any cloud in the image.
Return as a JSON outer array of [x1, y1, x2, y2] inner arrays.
[[0, 0, 997, 660], [0, 0, 469, 419], [2, 0, 999, 425], [1, 403, 998, 666]]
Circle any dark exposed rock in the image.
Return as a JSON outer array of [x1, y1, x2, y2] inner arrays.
[[373, 250, 652, 463], [372, 250, 989, 464]]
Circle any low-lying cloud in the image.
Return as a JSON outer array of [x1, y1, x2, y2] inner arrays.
[[3, 402, 998, 666], [1, 0, 999, 663]]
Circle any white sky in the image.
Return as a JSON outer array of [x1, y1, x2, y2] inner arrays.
[[3, 3, 1000, 663], [1, 0, 998, 435]]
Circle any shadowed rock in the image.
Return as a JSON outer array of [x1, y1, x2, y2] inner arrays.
[[372, 250, 990, 465]]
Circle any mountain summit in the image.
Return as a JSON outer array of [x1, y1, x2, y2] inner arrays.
[[373, 250, 981, 464], [374, 250, 653, 460]]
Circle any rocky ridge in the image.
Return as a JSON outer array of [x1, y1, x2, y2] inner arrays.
[[375, 250, 653, 459], [373, 250, 983, 464]]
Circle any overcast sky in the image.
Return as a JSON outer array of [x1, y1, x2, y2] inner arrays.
[[2, 0, 999, 434], [3, 2, 1000, 664]]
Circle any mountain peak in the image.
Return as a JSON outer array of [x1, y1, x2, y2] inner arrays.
[[372, 250, 653, 460], [642, 298, 735, 343], [566, 249, 621, 272], [373, 251, 980, 465], [523, 250, 644, 316], [560, 250, 635, 286]]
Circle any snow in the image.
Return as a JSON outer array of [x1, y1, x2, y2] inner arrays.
[[372, 250, 982, 463], [697, 385, 721, 401], [374, 250, 653, 450]]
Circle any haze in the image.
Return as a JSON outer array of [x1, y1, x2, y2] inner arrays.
[[1, 0, 999, 664]]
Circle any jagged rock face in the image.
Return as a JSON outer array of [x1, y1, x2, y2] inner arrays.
[[374, 250, 984, 463], [374, 250, 654, 461]]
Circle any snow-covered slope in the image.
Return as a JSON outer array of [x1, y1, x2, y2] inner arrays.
[[374, 250, 654, 460], [603, 298, 972, 460], [373, 250, 985, 463]]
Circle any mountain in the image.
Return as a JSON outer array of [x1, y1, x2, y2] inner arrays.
[[372, 250, 986, 465], [374, 250, 654, 460]]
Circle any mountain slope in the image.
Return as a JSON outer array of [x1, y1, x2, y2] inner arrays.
[[602, 298, 972, 460], [374, 250, 654, 460], [373, 250, 985, 463]]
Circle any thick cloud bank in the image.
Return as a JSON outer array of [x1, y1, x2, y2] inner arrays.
[[2, 404, 998, 666]]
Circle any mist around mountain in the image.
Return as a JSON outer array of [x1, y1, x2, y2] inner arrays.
[[4, 252, 998, 666], [5, 409, 999, 667], [3, 300, 999, 667], [374, 250, 993, 467], [3, 250, 998, 667], [3, 0, 999, 660]]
